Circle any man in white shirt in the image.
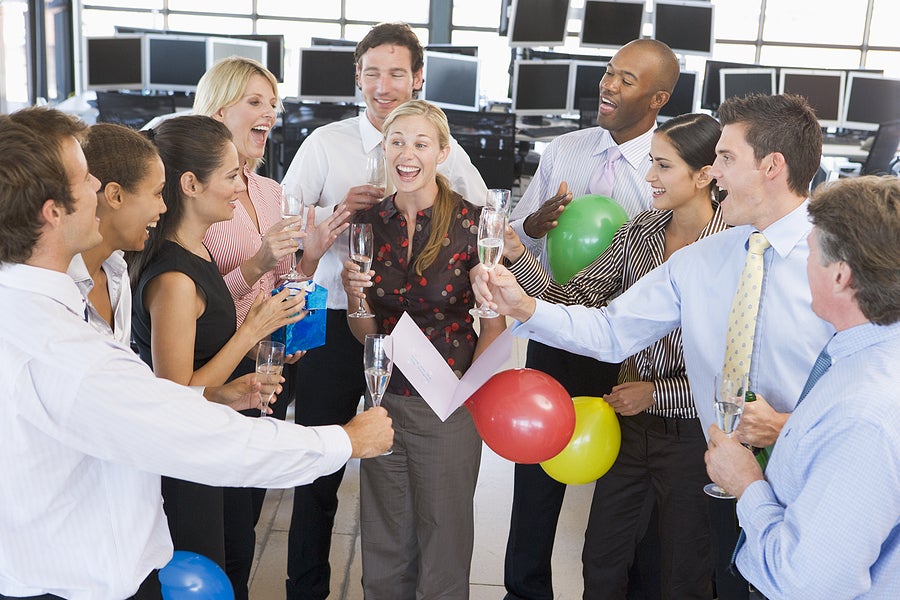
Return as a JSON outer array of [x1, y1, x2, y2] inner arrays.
[[280, 22, 487, 600], [0, 106, 392, 600]]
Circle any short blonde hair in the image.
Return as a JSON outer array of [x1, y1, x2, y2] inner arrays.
[[194, 56, 282, 171]]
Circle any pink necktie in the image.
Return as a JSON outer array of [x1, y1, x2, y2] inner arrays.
[[589, 145, 621, 197]]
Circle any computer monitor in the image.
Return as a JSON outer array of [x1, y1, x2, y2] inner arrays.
[[841, 73, 900, 132], [719, 68, 777, 104], [425, 44, 478, 57], [144, 34, 208, 93], [207, 37, 267, 69], [296, 47, 359, 103], [658, 70, 698, 120], [422, 51, 481, 112], [85, 36, 145, 91], [571, 60, 607, 113], [779, 69, 845, 129], [512, 60, 572, 116], [700, 60, 756, 112], [579, 0, 645, 51], [508, 0, 570, 48], [310, 37, 357, 47], [652, 0, 715, 56]]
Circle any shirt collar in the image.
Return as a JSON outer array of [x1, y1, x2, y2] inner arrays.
[[755, 200, 812, 258], [592, 125, 656, 171], [827, 321, 900, 363], [359, 110, 384, 154], [0, 262, 87, 319], [379, 194, 435, 224]]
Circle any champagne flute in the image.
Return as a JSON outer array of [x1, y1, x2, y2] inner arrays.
[[280, 188, 306, 281], [366, 154, 386, 188], [255, 340, 285, 417], [486, 188, 512, 215], [364, 333, 393, 455], [348, 222, 375, 318], [704, 373, 749, 499], [470, 207, 506, 318]]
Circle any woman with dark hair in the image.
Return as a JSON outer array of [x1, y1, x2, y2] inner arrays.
[[130, 115, 304, 570], [502, 112, 728, 598], [342, 99, 506, 599]]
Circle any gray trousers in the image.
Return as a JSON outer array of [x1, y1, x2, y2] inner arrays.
[[360, 391, 483, 600]]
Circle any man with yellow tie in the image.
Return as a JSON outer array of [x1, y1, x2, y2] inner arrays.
[[470, 92, 835, 599]]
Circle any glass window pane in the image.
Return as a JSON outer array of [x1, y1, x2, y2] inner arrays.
[[452, 29, 513, 102], [82, 0, 162, 8], [763, 0, 867, 45], [868, 1, 900, 47], [759, 46, 862, 71], [1, 0, 29, 110], [256, 0, 340, 20], [706, 43, 758, 64], [166, 14, 252, 34], [345, 0, 428, 24], [81, 9, 165, 37], [864, 51, 900, 79], [453, 0, 501, 28], [168, 0, 252, 13], [711, 0, 760, 41]]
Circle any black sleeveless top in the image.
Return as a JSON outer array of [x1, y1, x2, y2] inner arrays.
[[132, 240, 236, 372]]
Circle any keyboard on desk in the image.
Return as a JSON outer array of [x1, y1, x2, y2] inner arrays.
[[518, 124, 579, 138]]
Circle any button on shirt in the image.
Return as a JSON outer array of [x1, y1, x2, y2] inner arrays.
[[0, 264, 352, 600], [509, 126, 655, 277], [281, 111, 488, 309], [735, 322, 900, 599], [513, 201, 835, 433]]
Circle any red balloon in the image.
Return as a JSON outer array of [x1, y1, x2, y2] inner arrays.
[[465, 368, 575, 464]]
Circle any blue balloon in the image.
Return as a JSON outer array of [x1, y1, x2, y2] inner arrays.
[[159, 551, 234, 600]]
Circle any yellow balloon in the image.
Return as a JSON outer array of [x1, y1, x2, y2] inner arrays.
[[540, 396, 621, 485]]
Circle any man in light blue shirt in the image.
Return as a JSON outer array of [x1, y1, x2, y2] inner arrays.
[[706, 175, 900, 599], [474, 94, 835, 599]]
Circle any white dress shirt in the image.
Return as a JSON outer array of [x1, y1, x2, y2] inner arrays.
[[280, 110, 488, 309], [67, 250, 131, 346], [0, 263, 352, 600], [509, 125, 655, 276], [513, 202, 835, 432]]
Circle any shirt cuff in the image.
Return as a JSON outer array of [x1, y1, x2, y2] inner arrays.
[[307, 424, 353, 474]]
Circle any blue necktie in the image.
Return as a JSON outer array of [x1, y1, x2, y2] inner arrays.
[[730, 347, 833, 573]]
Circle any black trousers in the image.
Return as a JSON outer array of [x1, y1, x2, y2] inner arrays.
[[223, 356, 296, 600], [710, 498, 750, 600], [286, 309, 365, 600], [504, 341, 661, 600]]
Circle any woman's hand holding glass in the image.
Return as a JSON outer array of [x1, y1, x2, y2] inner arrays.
[[470, 207, 506, 319]]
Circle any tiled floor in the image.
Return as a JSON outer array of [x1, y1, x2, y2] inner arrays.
[[248, 332, 594, 600]]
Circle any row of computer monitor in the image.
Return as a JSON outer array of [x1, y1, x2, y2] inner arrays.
[[506, 0, 715, 56]]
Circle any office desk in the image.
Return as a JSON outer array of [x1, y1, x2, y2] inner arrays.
[[822, 143, 869, 162]]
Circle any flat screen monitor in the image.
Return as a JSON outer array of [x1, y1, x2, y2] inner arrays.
[[422, 51, 481, 112], [310, 37, 357, 47], [512, 60, 572, 116], [779, 69, 845, 128], [701, 60, 756, 111], [85, 36, 145, 91], [207, 37, 267, 69], [652, 0, 714, 56], [658, 70, 698, 120], [508, 0, 570, 48], [571, 60, 607, 113], [841, 73, 900, 132], [144, 34, 208, 93], [425, 44, 479, 57], [719, 68, 777, 104], [580, 0, 645, 50], [297, 47, 359, 103]]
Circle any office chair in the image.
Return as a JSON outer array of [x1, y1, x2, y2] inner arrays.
[[444, 108, 517, 190], [95, 91, 177, 130], [860, 119, 900, 176], [578, 97, 599, 129], [272, 101, 360, 180]]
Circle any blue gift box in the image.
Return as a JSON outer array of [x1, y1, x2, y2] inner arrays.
[[271, 281, 327, 353]]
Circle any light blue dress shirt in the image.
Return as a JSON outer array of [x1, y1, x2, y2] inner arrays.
[[736, 321, 900, 599], [513, 201, 835, 432]]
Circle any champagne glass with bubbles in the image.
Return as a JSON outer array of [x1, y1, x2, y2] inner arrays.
[[348, 223, 375, 318], [280, 188, 306, 281], [366, 154, 386, 189], [364, 333, 393, 455], [704, 373, 749, 499], [470, 207, 506, 319], [255, 340, 285, 417]]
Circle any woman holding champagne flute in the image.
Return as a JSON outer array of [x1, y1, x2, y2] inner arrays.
[[342, 99, 506, 599]]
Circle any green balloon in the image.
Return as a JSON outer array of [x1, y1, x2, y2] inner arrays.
[[547, 194, 628, 284]]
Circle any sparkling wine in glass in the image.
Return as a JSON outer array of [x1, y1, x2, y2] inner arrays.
[[470, 207, 506, 319], [348, 223, 375, 319], [255, 340, 285, 417], [364, 333, 393, 455], [704, 373, 749, 499], [366, 154, 386, 189], [280, 188, 306, 281]]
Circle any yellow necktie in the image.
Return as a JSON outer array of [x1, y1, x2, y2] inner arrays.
[[722, 232, 771, 384]]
